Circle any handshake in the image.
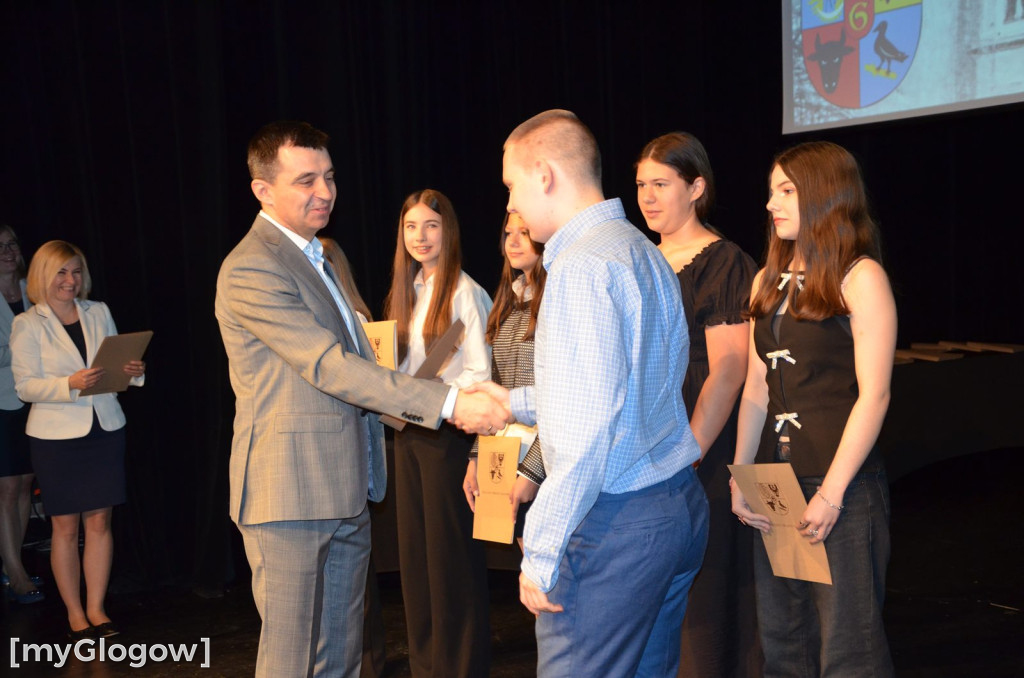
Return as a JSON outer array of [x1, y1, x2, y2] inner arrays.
[[448, 381, 513, 435]]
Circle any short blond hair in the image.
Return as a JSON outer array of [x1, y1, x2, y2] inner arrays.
[[26, 240, 92, 305], [504, 109, 601, 187]]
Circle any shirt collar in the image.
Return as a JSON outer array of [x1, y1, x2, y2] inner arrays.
[[413, 268, 434, 291], [260, 210, 318, 253], [512, 273, 533, 302], [542, 198, 625, 271]]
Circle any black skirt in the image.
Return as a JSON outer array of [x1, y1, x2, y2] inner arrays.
[[30, 416, 126, 516], [0, 403, 31, 477]]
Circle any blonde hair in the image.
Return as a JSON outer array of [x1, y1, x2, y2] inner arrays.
[[26, 240, 92, 305]]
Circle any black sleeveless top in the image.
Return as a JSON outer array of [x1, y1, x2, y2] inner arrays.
[[752, 276, 884, 477], [63, 320, 89, 363]]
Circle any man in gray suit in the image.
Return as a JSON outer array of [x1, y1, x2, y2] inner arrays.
[[215, 121, 505, 678]]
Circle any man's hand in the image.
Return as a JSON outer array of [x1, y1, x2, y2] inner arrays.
[[464, 381, 512, 415], [449, 387, 510, 435], [519, 572, 563, 616]]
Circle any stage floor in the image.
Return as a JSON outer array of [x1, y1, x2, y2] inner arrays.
[[3, 448, 1022, 677]]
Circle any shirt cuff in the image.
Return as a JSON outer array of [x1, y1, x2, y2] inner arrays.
[[521, 553, 556, 593], [509, 386, 536, 426], [440, 385, 459, 421]]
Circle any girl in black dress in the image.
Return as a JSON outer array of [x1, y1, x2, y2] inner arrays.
[[636, 132, 761, 677]]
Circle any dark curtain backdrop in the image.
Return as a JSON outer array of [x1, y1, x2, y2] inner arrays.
[[1, 1, 1021, 589]]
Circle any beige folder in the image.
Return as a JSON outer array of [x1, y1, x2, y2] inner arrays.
[[472, 435, 521, 544], [80, 331, 153, 396], [361, 320, 397, 369]]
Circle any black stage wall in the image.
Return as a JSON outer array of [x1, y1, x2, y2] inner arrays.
[[1, 1, 1021, 588]]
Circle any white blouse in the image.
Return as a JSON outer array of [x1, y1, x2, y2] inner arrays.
[[399, 269, 493, 390]]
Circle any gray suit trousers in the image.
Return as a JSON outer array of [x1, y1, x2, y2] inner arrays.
[[240, 507, 371, 678]]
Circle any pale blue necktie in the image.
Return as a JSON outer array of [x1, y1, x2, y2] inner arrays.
[[304, 240, 363, 357]]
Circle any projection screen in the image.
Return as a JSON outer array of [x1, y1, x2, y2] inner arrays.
[[783, 1, 1024, 133]]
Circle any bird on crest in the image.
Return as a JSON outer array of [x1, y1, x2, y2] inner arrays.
[[873, 20, 908, 76]]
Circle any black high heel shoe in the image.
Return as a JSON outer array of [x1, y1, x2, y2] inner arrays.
[[91, 622, 120, 638], [68, 626, 95, 642]]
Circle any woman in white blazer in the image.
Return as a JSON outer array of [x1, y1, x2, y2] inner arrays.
[[0, 225, 43, 604], [10, 241, 144, 641]]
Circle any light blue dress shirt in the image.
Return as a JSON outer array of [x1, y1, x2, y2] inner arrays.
[[303, 239, 364, 357], [509, 198, 701, 591]]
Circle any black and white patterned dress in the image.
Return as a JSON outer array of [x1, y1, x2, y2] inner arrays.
[[471, 276, 544, 535]]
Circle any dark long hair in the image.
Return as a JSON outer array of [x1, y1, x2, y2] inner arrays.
[[749, 141, 881, 320], [384, 189, 462, 361], [486, 213, 546, 343]]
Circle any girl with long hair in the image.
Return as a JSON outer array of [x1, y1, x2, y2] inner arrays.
[[731, 141, 897, 676], [462, 212, 547, 544], [384, 189, 492, 678]]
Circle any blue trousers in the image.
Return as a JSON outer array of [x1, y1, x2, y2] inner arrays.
[[536, 466, 709, 678], [753, 469, 894, 678]]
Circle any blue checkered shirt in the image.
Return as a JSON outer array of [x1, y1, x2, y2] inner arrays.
[[509, 198, 700, 591]]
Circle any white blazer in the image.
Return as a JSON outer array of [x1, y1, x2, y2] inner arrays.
[[0, 279, 30, 410], [10, 299, 143, 440]]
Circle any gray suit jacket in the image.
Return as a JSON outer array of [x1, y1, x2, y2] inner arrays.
[[216, 216, 449, 525]]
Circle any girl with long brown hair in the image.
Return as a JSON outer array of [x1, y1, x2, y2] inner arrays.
[[462, 212, 547, 544], [731, 141, 897, 676], [384, 189, 492, 678]]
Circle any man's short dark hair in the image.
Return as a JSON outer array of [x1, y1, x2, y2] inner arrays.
[[247, 121, 330, 182]]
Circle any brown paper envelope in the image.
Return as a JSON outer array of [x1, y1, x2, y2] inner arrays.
[[728, 463, 832, 585], [472, 436, 520, 544], [361, 320, 398, 369]]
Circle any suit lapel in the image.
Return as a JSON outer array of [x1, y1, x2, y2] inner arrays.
[[34, 303, 86, 369], [77, 300, 106, 365], [0, 280, 26, 327], [252, 217, 360, 353], [0, 294, 13, 327]]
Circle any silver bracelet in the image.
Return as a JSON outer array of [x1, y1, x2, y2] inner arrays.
[[816, 489, 844, 512]]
